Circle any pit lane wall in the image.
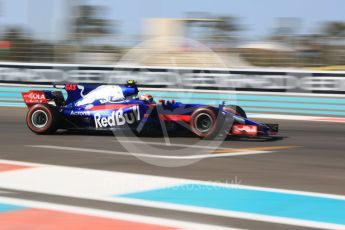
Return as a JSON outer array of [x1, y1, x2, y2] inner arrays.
[[0, 62, 344, 117]]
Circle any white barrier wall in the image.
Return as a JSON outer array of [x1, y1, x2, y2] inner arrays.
[[0, 62, 344, 93]]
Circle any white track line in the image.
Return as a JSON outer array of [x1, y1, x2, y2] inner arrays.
[[0, 197, 237, 230], [249, 113, 345, 123], [27, 145, 271, 159], [112, 139, 234, 150], [144, 87, 345, 98], [0, 164, 185, 197]]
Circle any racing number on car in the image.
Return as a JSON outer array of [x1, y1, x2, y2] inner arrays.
[[65, 84, 77, 91]]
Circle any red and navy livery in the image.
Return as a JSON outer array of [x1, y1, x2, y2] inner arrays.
[[21, 81, 278, 138]]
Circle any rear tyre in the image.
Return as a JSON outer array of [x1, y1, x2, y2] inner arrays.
[[26, 104, 60, 134], [190, 108, 217, 138]]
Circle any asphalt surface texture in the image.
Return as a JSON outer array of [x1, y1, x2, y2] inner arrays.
[[0, 107, 344, 230]]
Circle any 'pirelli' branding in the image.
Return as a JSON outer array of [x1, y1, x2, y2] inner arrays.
[[94, 105, 140, 128]]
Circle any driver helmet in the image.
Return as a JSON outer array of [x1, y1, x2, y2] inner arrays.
[[139, 94, 154, 103]]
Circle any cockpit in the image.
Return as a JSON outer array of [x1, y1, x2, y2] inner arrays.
[[139, 94, 155, 104]]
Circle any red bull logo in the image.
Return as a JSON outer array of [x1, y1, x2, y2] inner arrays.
[[94, 105, 140, 128]]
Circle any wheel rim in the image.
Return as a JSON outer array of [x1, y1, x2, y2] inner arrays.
[[194, 113, 213, 133], [31, 110, 48, 128]]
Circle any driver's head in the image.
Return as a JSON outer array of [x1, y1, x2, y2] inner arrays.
[[139, 94, 153, 103]]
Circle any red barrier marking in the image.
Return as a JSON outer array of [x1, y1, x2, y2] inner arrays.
[[0, 208, 176, 230], [0, 163, 32, 173], [0, 41, 11, 49]]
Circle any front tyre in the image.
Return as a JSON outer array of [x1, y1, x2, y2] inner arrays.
[[26, 104, 60, 134], [190, 108, 217, 138]]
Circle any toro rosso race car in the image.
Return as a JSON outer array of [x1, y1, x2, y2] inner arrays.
[[22, 80, 279, 138]]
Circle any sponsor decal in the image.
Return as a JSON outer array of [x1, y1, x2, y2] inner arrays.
[[94, 105, 140, 128], [75, 85, 125, 107], [76, 85, 87, 97], [65, 84, 77, 91], [70, 111, 90, 116], [22, 91, 47, 104], [28, 92, 45, 100], [231, 124, 257, 135]]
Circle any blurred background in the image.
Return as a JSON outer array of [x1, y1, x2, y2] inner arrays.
[[0, 0, 344, 69]]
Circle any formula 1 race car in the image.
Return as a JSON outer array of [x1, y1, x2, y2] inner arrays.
[[22, 80, 279, 138]]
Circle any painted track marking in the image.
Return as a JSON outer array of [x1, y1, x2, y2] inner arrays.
[[213, 146, 301, 154], [1, 159, 345, 229], [0, 197, 236, 230], [112, 139, 235, 150], [27, 145, 273, 159], [249, 114, 345, 123]]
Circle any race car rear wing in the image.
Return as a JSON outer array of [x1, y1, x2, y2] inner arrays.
[[22, 90, 65, 108], [22, 90, 48, 108]]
